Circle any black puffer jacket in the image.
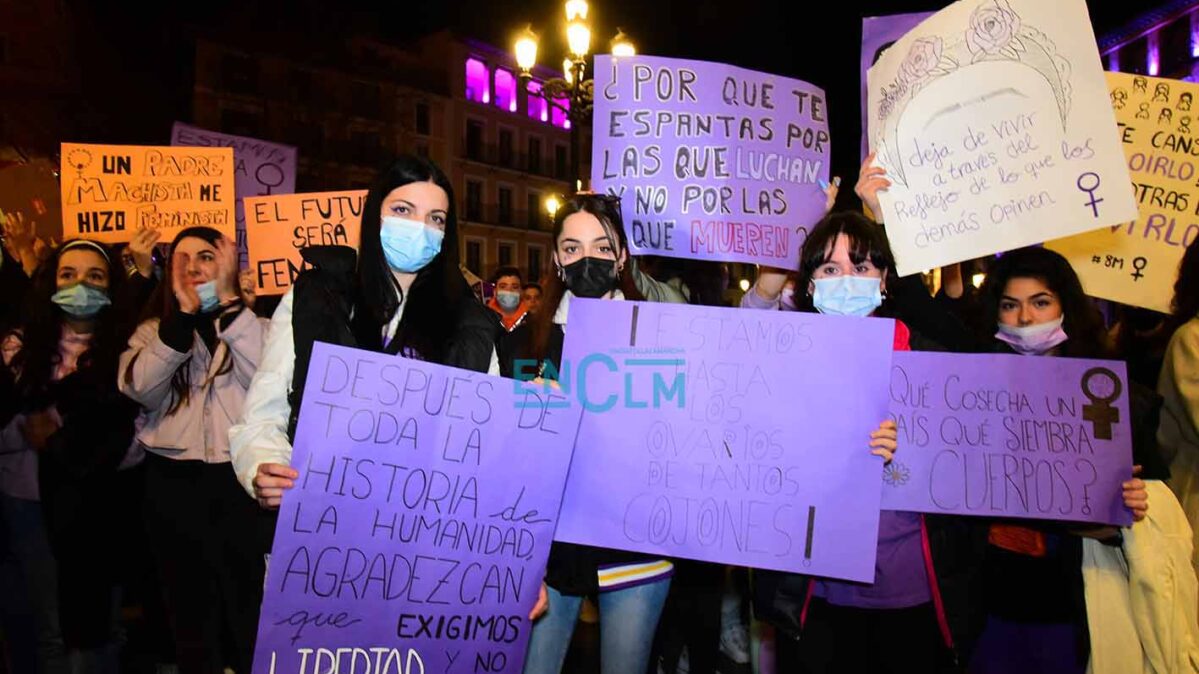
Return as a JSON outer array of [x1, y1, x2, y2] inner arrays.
[[287, 245, 498, 439]]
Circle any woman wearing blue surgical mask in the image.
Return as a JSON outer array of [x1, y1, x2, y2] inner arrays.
[[742, 212, 988, 673], [0, 239, 140, 670], [117, 226, 272, 673], [230, 155, 499, 511], [969, 247, 1170, 674]]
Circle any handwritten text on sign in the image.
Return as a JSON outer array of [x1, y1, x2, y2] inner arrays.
[[244, 191, 366, 295], [866, 0, 1136, 276], [60, 143, 235, 244], [553, 301, 893, 582], [591, 55, 830, 270], [1047, 73, 1199, 313], [881, 351, 1133, 526], [171, 123, 298, 267], [252, 343, 581, 674]]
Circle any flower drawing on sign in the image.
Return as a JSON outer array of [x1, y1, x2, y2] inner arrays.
[[870, 0, 1073, 187], [965, 1, 1022, 59], [883, 462, 911, 487]]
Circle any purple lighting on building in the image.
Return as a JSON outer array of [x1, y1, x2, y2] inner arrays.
[[527, 81, 549, 122], [1149, 39, 1160, 76], [552, 97, 570, 128], [465, 58, 489, 104], [495, 68, 517, 113]]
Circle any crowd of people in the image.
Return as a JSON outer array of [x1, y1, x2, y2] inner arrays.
[[0, 150, 1196, 674]]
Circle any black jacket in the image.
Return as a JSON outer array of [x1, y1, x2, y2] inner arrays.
[[287, 246, 498, 438]]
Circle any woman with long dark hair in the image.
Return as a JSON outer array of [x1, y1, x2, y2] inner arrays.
[[230, 155, 498, 507], [0, 239, 140, 670], [1157, 236, 1199, 580], [968, 246, 1163, 674], [118, 227, 271, 673]]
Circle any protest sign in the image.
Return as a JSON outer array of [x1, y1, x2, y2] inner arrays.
[[882, 351, 1133, 526], [549, 300, 893, 582], [60, 143, 235, 244], [1047, 73, 1199, 313], [252, 343, 582, 674], [865, 0, 1137, 276], [591, 54, 830, 270], [0, 159, 62, 251], [172, 123, 298, 267], [244, 191, 366, 295], [861, 12, 936, 161]]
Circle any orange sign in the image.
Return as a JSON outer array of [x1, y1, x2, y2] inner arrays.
[[244, 190, 366, 294], [59, 143, 235, 244]]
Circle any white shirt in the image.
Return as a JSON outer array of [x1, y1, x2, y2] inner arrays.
[[228, 288, 499, 498]]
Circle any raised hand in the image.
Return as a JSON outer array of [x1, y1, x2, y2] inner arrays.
[[127, 227, 162, 278], [856, 153, 892, 223], [172, 251, 201, 314]]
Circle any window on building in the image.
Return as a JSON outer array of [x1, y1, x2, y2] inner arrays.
[[1162, 17, 1192, 75], [1124, 37, 1149, 75], [351, 82, 380, 119], [415, 102, 430, 135], [527, 136, 542, 174], [552, 96, 570, 129], [495, 68, 517, 113], [499, 129, 514, 167], [466, 240, 482, 275], [498, 187, 513, 225], [220, 108, 262, 137], [555, 145, 569, 180], [527, 81, 548, 122], [465, 58, 490, 104], [0, 35, 8, 65], [528, 246, 543, 283], [466, 119, 484, 161], [499, 242, 514, 267], [351, 130, 379, 166], [415, 143, 429, 158], [221, 53, 258, 95], [527, 191, 541, 229], [465, 180, 483, 221]]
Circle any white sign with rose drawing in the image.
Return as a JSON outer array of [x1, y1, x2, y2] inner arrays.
[[865, 0, 1136, 276]]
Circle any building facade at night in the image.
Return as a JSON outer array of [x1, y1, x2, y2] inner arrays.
[[1102, 0, 1199, 78], [190, 31, 588, 284]]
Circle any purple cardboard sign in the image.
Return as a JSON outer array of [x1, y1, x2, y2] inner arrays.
[[881, 351, 1134, 526], [171, 122, 297, 266], [551, 300, 894, 582], [252, 343, 581, 674], [591, 55, 830, 270], [860, 13, 935, 161]]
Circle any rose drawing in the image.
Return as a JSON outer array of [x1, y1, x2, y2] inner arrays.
[[966, 0, 1023, 58], [899, 37, 944, 86]]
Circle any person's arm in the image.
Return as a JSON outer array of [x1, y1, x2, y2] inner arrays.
[[631, 262, 688, 304], [116, 318, 192, 408], [229, 288, 296, 500]]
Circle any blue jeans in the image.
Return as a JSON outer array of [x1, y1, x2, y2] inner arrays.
[[523, 577, 671, 674], [0, 492, 69, 674]]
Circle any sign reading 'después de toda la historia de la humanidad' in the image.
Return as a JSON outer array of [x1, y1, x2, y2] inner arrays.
[[252, 343, 581, 674], [591, 54, 830, 270]]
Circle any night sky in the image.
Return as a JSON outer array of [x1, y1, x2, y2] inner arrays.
[[73, 0, 1170, 194]]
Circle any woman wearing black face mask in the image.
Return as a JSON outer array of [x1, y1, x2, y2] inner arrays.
[[500, 193, 685, 674]]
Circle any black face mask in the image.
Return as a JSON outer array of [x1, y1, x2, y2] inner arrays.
[[561, 256, 618, 298]]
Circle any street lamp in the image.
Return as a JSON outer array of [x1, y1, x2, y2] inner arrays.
[[544, 195, 562, 220], [514, 1, 634, 191]]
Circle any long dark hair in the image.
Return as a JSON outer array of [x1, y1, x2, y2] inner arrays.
[[355, 155, 466, 362], [526, 193, 643, 363], [1169, 235, 1199, 332], [131, 226, 233, 415], [10, 239, 127, 407], [792, 210, 898, 315], [978, 247, 1109, 358]]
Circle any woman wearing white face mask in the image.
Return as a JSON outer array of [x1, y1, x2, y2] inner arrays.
[[230, 155, 500, 512], [969, 247, 1172, 674], [117, 227, 271, 673]]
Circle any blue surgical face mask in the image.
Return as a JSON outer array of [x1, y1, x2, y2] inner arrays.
[[496, 290, 521, 311], [811, 276, 883, 317], [379, 216, 444, 273], [51, 283, 112, 319], [195, 281, 221, 313]]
